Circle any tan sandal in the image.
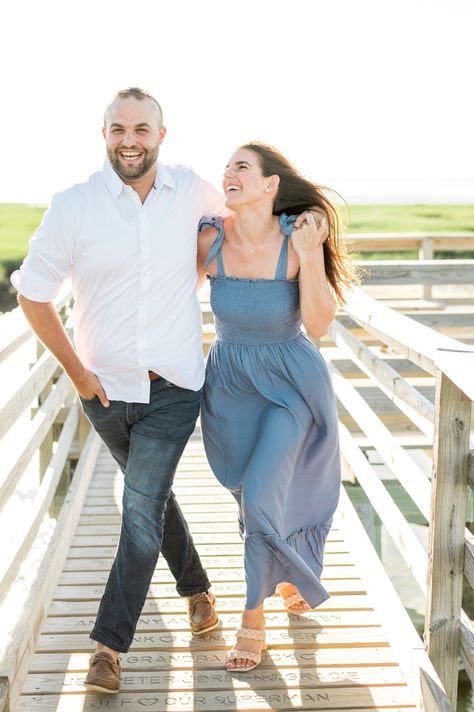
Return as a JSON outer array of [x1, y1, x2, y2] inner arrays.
[[276, 583, 311, 612], [226, 627, 266, 673]]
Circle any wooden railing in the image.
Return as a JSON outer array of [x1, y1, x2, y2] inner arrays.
[[348, 232, 474, 254], [0, 286, 102, 711], [329, 285, 474, 709], [349, 231, 474, 299]]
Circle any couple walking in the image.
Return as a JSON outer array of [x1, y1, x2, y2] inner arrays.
[[13, 87, 356, 692]]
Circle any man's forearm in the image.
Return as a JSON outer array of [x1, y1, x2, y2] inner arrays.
[[18, 295, 86, 382]]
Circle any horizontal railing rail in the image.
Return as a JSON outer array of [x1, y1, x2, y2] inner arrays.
[[331, 285, 473, 708]]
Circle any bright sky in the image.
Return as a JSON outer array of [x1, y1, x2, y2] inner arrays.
[[2, 0, 474, 204]]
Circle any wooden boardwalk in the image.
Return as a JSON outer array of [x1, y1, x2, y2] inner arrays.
[[4, 238, 474, 709], [14, 436, 419, 711]]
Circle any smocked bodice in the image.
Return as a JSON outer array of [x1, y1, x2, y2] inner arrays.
[[200, 214, 302, 346]]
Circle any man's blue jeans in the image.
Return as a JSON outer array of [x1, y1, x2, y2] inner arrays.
[[80, 378, 211, 653]]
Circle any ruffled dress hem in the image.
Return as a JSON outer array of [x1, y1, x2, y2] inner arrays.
[[244, 523, 331, 610]]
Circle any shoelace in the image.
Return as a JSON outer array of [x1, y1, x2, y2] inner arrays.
[[91, 653, 119, 672], [188, 592, 211, 615]]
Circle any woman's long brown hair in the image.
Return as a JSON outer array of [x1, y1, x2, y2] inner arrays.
[[240, 141, 358, 304]]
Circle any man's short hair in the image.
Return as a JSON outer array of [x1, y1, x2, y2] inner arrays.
[[104, 87, 164, 127]]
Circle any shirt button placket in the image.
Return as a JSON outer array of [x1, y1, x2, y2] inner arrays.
[[137, 207, 149, 384]]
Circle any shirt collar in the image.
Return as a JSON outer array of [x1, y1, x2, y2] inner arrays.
[[101, 159, 175, 199]]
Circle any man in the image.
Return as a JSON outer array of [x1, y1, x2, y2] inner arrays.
[[12, 88, 230, 694]]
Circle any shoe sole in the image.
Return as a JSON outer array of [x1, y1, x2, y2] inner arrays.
[[191, 618, 220, 636], [84, 682, 120, 694]]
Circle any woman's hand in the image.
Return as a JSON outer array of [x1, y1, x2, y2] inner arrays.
[[291, 212, 328, 262]]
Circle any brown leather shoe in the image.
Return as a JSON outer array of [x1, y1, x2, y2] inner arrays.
[[187, 591, 219, 635], [84, 651, 121, 694]]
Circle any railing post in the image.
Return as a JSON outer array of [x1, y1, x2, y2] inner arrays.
[[419, 237, 434, 300], [424, 368, 471, 708]]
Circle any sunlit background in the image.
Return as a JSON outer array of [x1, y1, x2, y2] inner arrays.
[[2, 0, 473, 204]]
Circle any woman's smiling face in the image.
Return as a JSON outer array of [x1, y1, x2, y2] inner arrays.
[[222, 148, 273, 208]]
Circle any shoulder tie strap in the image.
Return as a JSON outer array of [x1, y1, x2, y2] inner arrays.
[[199, 216, 226, 275], [274, 213, 297, 279]]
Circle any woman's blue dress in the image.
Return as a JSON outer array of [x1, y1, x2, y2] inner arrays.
[[199, 214, 341, 610]]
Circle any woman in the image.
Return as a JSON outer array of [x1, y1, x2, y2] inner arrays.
[[197, 142, 357, 673]]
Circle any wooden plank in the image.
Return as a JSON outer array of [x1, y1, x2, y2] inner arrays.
[[80, 503, 239, 515], [349, 232, 474, 249], [73, 524, 340, 541], [0, 678, 8, 712], [78, 512, 241, 524], [425, 372, 471, 708], [435, 348, 474, 402], [57, 565, 358, 586], [0, 349, 59, 440], [37, 626, 389, 653], [338, 488, 451, 711], [84, 494, 238, 506], [460, 613, 474, 687], [464, 535, 474, 590], [63, 552, 353, 571], [0, 310, 32, 365], [399, 311, 474, 328], [74, 521, 246, 534], [15, 687, 416, 711], [338, 423, 428, 592], [419, 668, 454, 712], [42, 609, 379, 634], [26, 646, 399, 673], [358, 259, 474, 285], [48, 594, 373, 617], [65, 544, 246, 558], [0, 432, 102, 711], [52, 578, 364, 602], [68, 536, 347, 552], [0, 286, 72, 364], [329, 322, 435, 439], [0, 374, 74, 510], [329, 362, 432, 521], [22, 665, 406, 694], [419, 238, 434, 299], [337, 310, 474, 330], [343, 287, 466, 375], [0, 405, 78, 598]]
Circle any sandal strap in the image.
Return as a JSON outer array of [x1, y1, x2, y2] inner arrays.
[[281, 592, 305, 609], [235, 627, 265, 641], [227, 648, 262, 664]]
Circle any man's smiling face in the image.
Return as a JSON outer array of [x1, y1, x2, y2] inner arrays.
[[103, 96, 165, 183]]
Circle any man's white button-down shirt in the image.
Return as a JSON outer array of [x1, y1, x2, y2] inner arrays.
[[12, 161, 229, 402]]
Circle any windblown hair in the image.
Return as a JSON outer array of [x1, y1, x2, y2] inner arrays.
[[240, 142, 358, 304], [104, 87, 164, 127]]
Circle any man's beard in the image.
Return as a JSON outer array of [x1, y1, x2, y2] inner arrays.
[[107, 144, 159, 181]]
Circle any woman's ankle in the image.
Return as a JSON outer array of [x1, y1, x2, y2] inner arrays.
[[241, 607, 265, 628]]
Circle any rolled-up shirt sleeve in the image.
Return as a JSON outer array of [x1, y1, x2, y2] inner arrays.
[[11, 193, 75, 302], [198, 176, 233, 220]]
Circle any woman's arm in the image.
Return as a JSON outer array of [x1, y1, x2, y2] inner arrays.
[[291, 213, 336, 338]]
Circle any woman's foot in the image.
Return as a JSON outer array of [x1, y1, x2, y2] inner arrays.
[[276, 582, 311, 613], [226, 607, 265, 672]]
